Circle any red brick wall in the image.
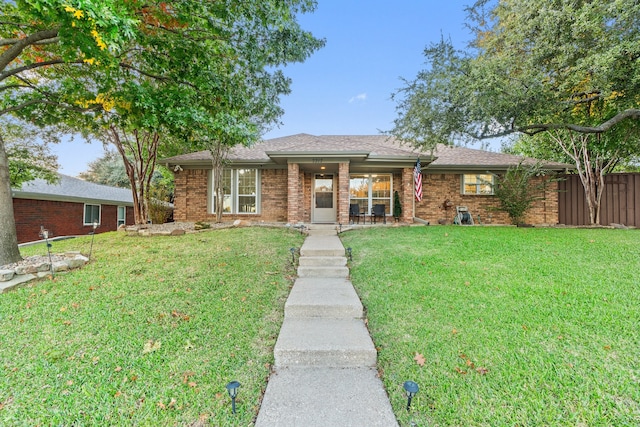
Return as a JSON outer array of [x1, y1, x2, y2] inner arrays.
[[13, 198, 134, 243], [415, 173, 558, 225]]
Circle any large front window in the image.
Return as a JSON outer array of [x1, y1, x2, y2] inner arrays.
[[462, 174, 494, 195], [211, 169, 259, 214], [349, 174, 392, 214]]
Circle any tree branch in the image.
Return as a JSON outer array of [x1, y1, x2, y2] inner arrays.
[[0, 98, 100, 117], [0, 59, 69, 81], [0, 37, 60, 47], [0, 29, 59, 74]]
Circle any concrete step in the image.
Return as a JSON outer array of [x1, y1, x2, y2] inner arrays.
[[299, 256, 347, 267], [297, 266, 349, 278], [274, 317, 376, 368], [255, 366, 399, 427], [307, 228, 338, 236], [285, 278, 363, 318], [300, 235, 346, 257]]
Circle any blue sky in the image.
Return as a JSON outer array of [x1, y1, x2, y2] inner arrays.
[[54, 1, 474, 176]]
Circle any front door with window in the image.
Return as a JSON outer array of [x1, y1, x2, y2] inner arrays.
[[313, 174, 336, 223]]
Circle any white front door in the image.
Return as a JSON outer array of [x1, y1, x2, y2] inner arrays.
[[313, 174, 336, 223]]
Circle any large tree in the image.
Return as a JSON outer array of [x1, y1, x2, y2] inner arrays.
[[74, 1, 323, 224], [1, 1, 323, 263], [390, 0, 640, 224], [0, 0, 139, 265]]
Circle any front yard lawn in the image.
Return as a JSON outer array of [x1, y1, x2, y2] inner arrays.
[[341, 226, 640, 426], [0, 227, 303, 426]]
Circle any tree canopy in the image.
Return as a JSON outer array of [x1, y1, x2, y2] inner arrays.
[[0, 0, 324, 265], [390, 0, 640, 146]]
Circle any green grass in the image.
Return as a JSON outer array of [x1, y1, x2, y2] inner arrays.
[[0, 227, 304, 426], [340, 226, 640, 427]]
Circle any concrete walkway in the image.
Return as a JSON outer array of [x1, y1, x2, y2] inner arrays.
[[255, 225, 398, 426]]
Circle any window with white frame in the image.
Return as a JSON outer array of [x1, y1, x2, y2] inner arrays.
[[117, 206, 126, 227], [84, 204, 101, 225], [462, 174, 494, 195], [210, 169, 259, 214], [349, 174, 392, 214]]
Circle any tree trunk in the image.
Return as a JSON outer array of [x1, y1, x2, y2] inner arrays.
[[108, 126, 160, 225], [551, 131, 615, 226], [0, 133, 22, 266], [208, 142, 228, 223]]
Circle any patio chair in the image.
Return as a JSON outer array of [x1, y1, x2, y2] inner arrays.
[[453, 206, 474, 225], [371, 204, 387, 224], [349, 203, 364, 224]]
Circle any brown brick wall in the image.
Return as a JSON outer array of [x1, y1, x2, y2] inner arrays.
[[13, 198, 134, 243], [287, 163, 300, 224], [337, 163, 350, 225], [175, 168, 288, 223], [173, 168, 559, 226], [416, 173, 558, 225]]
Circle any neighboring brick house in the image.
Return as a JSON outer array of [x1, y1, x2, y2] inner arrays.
[[12, 174, 134, 243], [162, 134, 569, 226]]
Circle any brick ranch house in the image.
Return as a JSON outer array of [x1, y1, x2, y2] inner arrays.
[[162, 134, 569, 226], [12, 174, 134, 243]]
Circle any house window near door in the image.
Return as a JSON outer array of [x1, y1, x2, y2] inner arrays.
[[462, 174, 494, 195], [117, 206, 126, 227], [210, 169, 259, 214], [84, 204, 101, 225], [349, 174, 392, 214]]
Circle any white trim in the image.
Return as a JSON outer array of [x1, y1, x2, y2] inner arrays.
[[348, 173, 393, 215], [83, 203, 101, 225], [461, 174, 495, 195], [117, 206, 126, 226], [210, 168, 260, 214]]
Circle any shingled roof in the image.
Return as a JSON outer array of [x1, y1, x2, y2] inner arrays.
[[12, 174, 134, 205], [162, 133, 571, 170]]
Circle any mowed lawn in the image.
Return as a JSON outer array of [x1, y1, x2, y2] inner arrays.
[[0, 227, 303, 426], [341, 226, 640, 427]]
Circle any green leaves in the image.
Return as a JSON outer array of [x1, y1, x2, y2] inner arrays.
[[391, 0, 640, 146]]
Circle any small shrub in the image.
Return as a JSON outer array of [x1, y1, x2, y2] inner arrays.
[[393, 191, 402, 219], [491, 161, 557, 225]]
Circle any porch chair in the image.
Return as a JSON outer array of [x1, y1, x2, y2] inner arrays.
[[371, 204, 387, 224], [349, 203, 364, 224]]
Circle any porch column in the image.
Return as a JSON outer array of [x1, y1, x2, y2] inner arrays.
[[287, 163, 300, 224], [338, 162, 350, 225], [401, 167, 414, 222]]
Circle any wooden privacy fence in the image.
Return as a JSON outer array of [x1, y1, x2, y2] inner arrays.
[[558, 173, 640, 226]]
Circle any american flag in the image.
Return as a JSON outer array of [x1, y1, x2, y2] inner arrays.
[[414, 158, 423, 202]]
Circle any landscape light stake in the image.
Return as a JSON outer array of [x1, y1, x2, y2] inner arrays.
[[403, 380, 419, 411], [290, 247, 296, 264], [346, 247, 352, 261], [40, 226, 54, 276], [89, 220, 99, 259], [226, 380, 241, 414]]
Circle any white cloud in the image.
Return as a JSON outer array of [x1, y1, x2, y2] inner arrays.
[[348, 93, 367, 104]]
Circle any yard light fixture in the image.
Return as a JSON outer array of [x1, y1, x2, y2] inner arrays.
[[403, 380, 419, 411], [290, 247, 296, 264], [346, 247, 352, 261], [39, 226, 54, 276], [226, 380, 241, 414], [89, 220, 99, 259]]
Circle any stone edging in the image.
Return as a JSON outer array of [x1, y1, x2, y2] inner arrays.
[[0, 252, 90, 294]]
